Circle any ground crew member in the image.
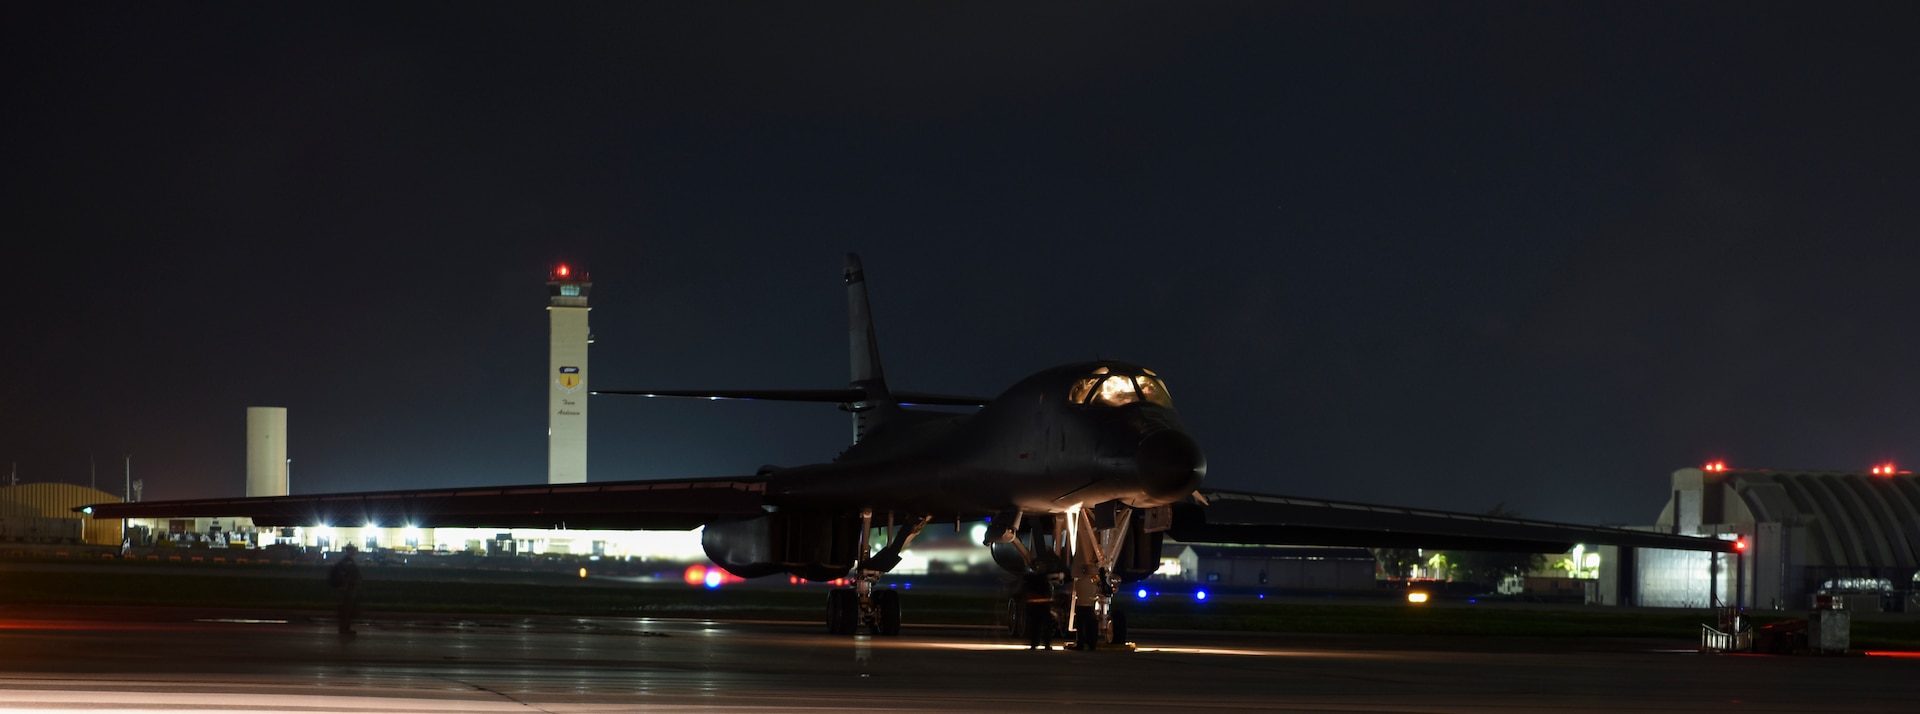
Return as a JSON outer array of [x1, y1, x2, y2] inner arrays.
[[329, 544, 362, 636], [1073, 564, 1101, 651], [1021, 570, 1054, 650]]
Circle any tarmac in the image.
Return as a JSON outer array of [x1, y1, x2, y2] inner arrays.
[[0, 605, 1913, 712]]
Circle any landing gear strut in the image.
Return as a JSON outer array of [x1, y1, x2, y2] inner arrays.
[[994, 503, 1143, 650], [826, 509, 926, 636]]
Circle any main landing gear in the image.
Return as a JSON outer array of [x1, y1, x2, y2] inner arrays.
[[826, 509, 927, 636]]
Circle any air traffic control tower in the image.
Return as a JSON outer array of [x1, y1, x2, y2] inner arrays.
[[547, 265, 592, 484]]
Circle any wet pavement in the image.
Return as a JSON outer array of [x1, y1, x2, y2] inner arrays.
[[0, 606, 1913, 712]]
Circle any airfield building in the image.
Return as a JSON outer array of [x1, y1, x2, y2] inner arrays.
[[1596, 465, 1920, 612], [0, 483, 122, 546], [1158, 543, 1377, 591], [548, 265, 592, 484]]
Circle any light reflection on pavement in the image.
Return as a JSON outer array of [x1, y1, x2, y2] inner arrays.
[[0, 609, 1913, 712]]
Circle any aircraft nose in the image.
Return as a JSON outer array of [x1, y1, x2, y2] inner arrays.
[[1135, 429, 1206, 504]]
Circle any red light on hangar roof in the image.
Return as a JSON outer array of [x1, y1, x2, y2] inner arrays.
[[1734, 538, 1748, 552], [1871, 463, 1903, 476], [1703, 461, 1728, 472]]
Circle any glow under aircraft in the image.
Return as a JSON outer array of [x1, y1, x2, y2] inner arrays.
[[86, 254, 1729, 643]]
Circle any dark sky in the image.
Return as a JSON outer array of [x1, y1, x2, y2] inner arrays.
[[5, 3, 1920, 525]]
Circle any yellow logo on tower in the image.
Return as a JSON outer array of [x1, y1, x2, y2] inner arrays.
[[556, 366, 582, 392]]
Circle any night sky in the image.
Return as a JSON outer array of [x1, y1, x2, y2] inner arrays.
[[6, 3, 1920, 525]]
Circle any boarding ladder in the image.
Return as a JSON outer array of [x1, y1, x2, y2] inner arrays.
[[1700, 601, 1752, 652]]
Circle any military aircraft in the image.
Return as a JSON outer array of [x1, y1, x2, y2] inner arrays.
[[85, 254, 1729, 645]]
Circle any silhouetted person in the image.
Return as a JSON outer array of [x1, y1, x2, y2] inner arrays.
[[329, 544, 361, 635], [1021, 570, 1053, 650], [1073, 564, 1101, 651]]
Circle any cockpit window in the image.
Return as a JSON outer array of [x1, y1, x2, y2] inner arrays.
[[1135, 376, 1173, 407], [1068, 370, 1175, 408], [1068, 378, 1098, 404], [1093, 375, 1137, 407]]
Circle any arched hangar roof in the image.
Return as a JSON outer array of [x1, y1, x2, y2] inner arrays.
[[1723, 471, 1920, 569]]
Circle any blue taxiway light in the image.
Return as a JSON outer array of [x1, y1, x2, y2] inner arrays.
[[1195, 590, 1208, 601], [1136, 588, 1148, 599]]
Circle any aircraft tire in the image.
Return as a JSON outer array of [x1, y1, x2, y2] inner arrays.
[[874, 590, 901, 636], [1074, 605, 1097, 651], [1108, 611, 1127, 645], [826, 588, 856, 634], [825, 589, 842, 634]]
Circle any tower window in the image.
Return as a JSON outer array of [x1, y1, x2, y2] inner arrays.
[[560, 285, 580, 297]]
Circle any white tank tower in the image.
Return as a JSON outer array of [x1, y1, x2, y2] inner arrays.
[[245, 406, 289, 497], [547, 265, 592, 484]]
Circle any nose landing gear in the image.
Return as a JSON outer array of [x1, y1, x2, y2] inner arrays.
[[996, 503, 1149, 651]]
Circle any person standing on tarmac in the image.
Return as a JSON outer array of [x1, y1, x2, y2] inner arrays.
[[1021, 570, 1054, 650], [329, 544, 362, 636], [1072, 563, 1102, 652]]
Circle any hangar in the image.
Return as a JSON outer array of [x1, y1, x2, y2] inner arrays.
[[0, 483, 122, 547], [1596, 465, 1920, 612]]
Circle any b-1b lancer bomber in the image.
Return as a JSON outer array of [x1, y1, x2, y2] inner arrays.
[[87, 254, 1730, 646]]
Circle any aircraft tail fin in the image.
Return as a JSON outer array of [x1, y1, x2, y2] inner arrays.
[[845, 253, 900, 441]]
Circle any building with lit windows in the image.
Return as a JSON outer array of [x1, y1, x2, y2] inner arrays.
[[1155, 543, 1378, 590]]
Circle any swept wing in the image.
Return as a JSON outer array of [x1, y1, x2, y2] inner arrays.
[[1171, 487, 1732, 553], [83, 476, 768, 531]]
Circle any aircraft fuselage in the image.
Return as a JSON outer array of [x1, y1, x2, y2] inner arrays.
[[768, 360, 1206, 519]]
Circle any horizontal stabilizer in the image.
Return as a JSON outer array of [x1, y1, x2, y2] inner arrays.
[[593, 388, 868, 402], [891, 391, 991, 407], [593, 388, 990, 406]]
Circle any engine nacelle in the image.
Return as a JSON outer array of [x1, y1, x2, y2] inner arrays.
[[701, 512, 861, 581]]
